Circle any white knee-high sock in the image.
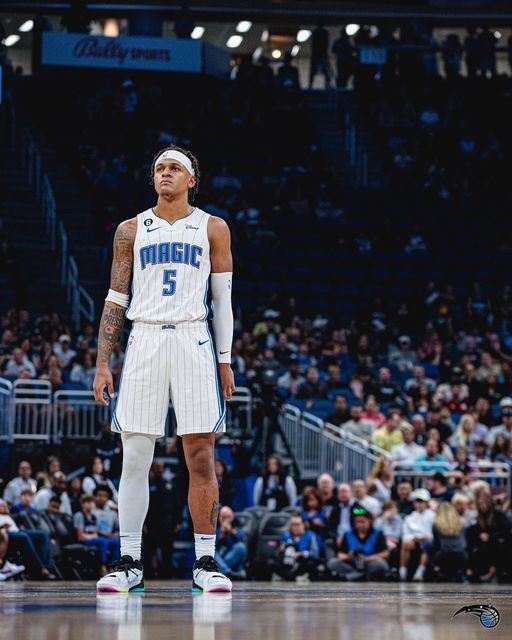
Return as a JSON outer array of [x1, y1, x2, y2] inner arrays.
[[118, 432, 156, 561]]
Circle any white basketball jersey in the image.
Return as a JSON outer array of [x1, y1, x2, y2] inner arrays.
[[126, 207, 211, 324]]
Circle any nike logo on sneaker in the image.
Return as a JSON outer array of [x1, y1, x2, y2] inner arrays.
[[198, 339, 209, 346], [147, 227, 162, 233]]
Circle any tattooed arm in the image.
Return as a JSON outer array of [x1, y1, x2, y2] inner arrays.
[[93, 218, 136, 405]]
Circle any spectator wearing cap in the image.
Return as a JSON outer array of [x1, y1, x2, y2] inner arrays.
[[325, 395, 350, 427], [413, 439, 449, 473], [399, 488, 436, 582], [388, 335, 418, 372], [366, 367, 403, 405], [3, 347, 36, 378], [486, 398, 512, 446], [391, 424, 426, 465], [3, 461, 37, 504], [428, 472, 455, 503], [351, 479, 381, 516], [33, 472, 72, 516], [343, 405, 376, 441], [53, 334, 77, 368], [277, 357, 305, 398], [361, 396, 386, 429], [327, 504, 389, 581], [371, 413, 404, 452], [297, 367, 328, 401]]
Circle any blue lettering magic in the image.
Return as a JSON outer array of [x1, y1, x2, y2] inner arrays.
[[140, 242, 202, 270]]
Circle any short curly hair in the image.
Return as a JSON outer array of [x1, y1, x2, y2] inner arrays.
[[150, 144, 200, 203]]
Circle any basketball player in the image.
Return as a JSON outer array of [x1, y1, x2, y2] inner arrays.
[[93, 145, 234, 593]]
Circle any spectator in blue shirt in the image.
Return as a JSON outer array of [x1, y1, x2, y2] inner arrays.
[[414, 438, 449, 473], [10, 489, 37, 515], [301, 486, 330, 546], [272, 514, 319, 581], [327, 504, 390, 581], [215, 506, 248, 579]]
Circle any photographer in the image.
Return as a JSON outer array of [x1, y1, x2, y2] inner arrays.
[[270, 514, 319, 582], [327, 505, 390, 581]]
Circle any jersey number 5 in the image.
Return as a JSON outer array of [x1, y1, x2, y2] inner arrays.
[[163, 270, 177, 296]]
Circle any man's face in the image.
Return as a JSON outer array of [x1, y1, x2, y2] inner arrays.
[[154, 159, 195, 199], [20, 492, 32, 507], [52, 476, 67, 494], [351, 406, 362, 420], [317, 475, 334, 494], [415, 499, 427, 513], [397, 482, 411, 501], [354, 515, 370, 534], [414, 366, 424, 379], [502, 412, 512, 428], [308, 368, 319, 383], [403, 428, 414, 444], [289, 517, 305, 536], [335, 396, 347, 412], [412, 416, 426, 432], [351, 480, 366, 499], [13, 348, 23, 364], [18, 462, 32, 479], [379, 368, 390, 383], [337, 484, 351, 503], [387, 414, 400, 431], [0, 502, 8, 514], [219, 506, 234, 525], [425, 440, 438, 457], [95, 491, 109, 509]]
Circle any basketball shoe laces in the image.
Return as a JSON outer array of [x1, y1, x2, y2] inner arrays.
[[195, 555, 223, 577], [108, 555, 141, 578]]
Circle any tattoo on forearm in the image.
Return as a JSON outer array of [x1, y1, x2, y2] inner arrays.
[[210, 500, 218, 527], [97, 305, 125, 367]]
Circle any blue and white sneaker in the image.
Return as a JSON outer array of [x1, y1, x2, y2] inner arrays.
[[96, 555, 144, 593], [0, 560, 25, 580], [192, 556, 232, 593]]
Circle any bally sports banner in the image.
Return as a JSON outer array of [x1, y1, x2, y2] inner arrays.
[[42, 32, 203, 73]]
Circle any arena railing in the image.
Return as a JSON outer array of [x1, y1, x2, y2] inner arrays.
[[12, 379, 53, 441], [19, 124, 95, 331], [0, 379, 14, 442], [0, 379, 252, 443], [279, 404, 383, 481], [392, 461, 511, 497]]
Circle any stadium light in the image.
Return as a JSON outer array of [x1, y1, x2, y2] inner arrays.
[[291, 45, 300, 57], [236, 21, 252, 33], [494, 31, 501, 39], [191, 26, 205, 39], [103, 19, 119, 37], [2, 35, 20, 47], [297, 29, 312, 43], [346, 24, 360, 36], [271, 49, 281, 59], [18, 20, 34, 33], [227, 35, 243, 48]]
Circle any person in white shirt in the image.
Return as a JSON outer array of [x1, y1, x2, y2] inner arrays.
[[399, 488, 436, 582], [33, 472, 72, 516], [53, 335, 77, 368], [351, 479, 381, 516], [391, 425, 426, 466], [4, 348, 36, 378], [3, 461, 37, 504]]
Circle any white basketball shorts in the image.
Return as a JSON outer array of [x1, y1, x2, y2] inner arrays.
[[112, 321, 226, 437]]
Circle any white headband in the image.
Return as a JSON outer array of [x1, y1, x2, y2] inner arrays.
[[154, 150, 195, 176]]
